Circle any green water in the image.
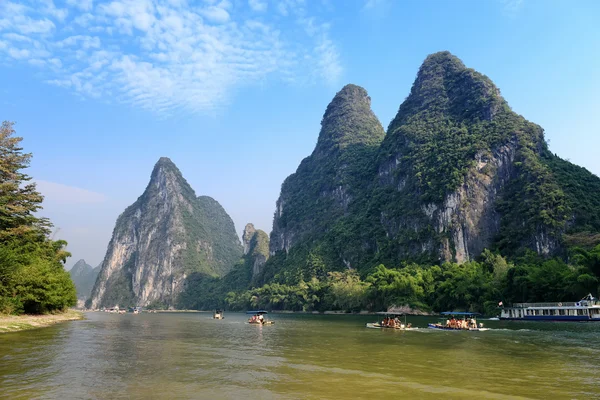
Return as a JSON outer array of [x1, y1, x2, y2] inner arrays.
[[1, 312, 599, 399]]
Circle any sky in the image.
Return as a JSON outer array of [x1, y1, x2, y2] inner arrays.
[[1, 0, 599, 269]]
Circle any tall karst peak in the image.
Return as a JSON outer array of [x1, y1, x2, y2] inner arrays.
[[270, 83, 385, 256], [314, 84, 385, 157], [389, 51, 506, 133], [69, 259, 99, 301], [377, 51, 568, 263], [243, 223, 257, 255], [242, 223, 270, 279], [145, 157, 197, 201], [90, 159, 242, 309], [70, 259, 92, 276]]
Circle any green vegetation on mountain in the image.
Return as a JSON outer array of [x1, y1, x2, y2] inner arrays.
[[269, 84, 384, 258], [264, 52, 600, 276], [229, 51, 600, 313], [0, 121, 76, 315], [542, 151, 600, 248], [176, 223, 270, 310], [90, 157, 242, 309], [223, 246, 600, 314]]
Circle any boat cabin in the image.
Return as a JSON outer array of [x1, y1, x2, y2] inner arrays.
[[500, 294, 600, 321]]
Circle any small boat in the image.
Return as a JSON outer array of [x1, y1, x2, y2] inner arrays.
[[366, 312, 418, 330], [247, 310, 275, 325], [428, 312, 489, 331], [500, 294, 600, 321], [213, 309, 224, 319]]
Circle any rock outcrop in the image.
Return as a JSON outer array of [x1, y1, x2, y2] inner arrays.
[[90, 158, 242, 308], [242, 223, 269, 278]]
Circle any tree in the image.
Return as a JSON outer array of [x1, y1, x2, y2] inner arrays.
[[0, 121, 76, 314], [0, 121, 51, 239]]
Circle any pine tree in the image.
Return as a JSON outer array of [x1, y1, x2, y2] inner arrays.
[[0, 121, 76, 314], [0, 121, 51, 239]]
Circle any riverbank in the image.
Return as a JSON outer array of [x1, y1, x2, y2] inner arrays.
[[0, 309, 84, 334]]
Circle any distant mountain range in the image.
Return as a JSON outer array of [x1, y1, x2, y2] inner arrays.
[[69, 259, 100, 300], [89, 51, 600, 308]]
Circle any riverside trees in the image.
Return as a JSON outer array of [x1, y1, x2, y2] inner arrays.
[[0, 121, 76, 314]]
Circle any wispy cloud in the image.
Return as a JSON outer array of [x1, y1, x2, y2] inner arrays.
[[501, 0, 524, 17], [35, 180, 108, 204], [0, 0, 343, 115], [363, 0, 388, 10], [248, 0, 267, 13]]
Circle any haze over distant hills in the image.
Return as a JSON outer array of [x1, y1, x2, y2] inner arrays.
[[69, 259, 100, 301]]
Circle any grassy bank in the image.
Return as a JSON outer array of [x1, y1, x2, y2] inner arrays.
[[0, 309, 84, 334]]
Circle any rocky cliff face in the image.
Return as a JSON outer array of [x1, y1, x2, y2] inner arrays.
[[69, 259, 100, 300], [242, 223, 269, 278], [90, 158, 242, 308], [270, 84, 385, 255], [263, 51, 598, 280], [374, 51, 535, 262]]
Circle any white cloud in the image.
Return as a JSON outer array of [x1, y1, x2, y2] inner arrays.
[[298, 17, 342, 85], [0, 0, 344, 114], [41, 0, 69, 22], [315, 36, 342, 84], [8, 47, 30, 59], [35, 180, 108, 204], [363, 0, 388, 9], [57, 35, 101, 49], [67, 0, 94, 12], [200, 5, 230, 23], [248, 0, 267, 12]]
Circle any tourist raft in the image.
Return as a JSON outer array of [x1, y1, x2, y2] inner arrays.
[[500, 294, 600, 321], [247, 311, 275, 325], [366, 312, 418, 330], [428, 312, 489, 331]]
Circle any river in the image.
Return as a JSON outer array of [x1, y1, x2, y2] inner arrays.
[[1, 312, 599, 399]]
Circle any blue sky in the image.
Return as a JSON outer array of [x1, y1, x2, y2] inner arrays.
[[1, 0, 599, 269]]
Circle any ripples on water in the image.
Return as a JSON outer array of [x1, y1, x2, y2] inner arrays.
[[0, 313, 599, 399]]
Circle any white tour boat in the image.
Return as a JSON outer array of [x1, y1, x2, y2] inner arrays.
[[500, 294, 600, 321]]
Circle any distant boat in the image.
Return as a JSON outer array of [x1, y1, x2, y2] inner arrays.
[[428, 312, 489, 331], [213, 309, 224, 319], [247, 310, 274, 325], [500, 294, 600, 321]]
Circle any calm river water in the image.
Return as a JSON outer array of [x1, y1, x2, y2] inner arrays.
[[1, 312, 599, 399]]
